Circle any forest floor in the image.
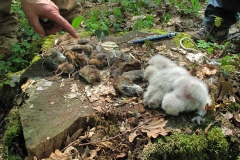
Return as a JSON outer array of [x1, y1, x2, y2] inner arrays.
[[0, 1, 240, 160]]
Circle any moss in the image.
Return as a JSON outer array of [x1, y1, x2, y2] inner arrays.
[[6, 155, 22, 160], [113, 31, 129, 36], [141, 126, 233, 160], [142, 28, 168, 35], [141, 132, 208, 160], [3, 109, 24, 160], [41, 31, 92, 52], [207, 127, 229, 159], [77, 30, 93, 37], [30, 55, 42, 65], [28, 38, 44, 54], [41, 35, 58, 52], [228, 136, 240, 159], [173, 32, 197, 49]]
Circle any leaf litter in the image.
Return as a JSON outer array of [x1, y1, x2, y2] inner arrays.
[[33, 2, 240, 160]]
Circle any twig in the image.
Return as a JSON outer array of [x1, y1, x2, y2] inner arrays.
[[204, 120, 220, 134], [61, 119, 152, 152]]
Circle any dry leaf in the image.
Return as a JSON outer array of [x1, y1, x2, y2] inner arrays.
[[93, 106, 104, 113], [222, 112, 233, 120], [89, 149, 98, 159], [155, 44, 166, 51], [140, 119, 168, 138], [201, 65, 217, 75], [129, 130, 138, 142], [121, 48, 131, 53], [116, 152, 127, 158], [221, 126, 233, 136], [65, 128, 83, 146], [218, 80, 233, 101], [96, 141, 114, 149], [64, 146, 80, 159], [21, 80, 35, 93], [196, 70, 204, 80], [49, 149, 70, 160], [129, 119, 168, 142]]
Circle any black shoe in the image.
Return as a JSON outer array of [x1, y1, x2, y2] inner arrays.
[[191, 26, 229, 41]]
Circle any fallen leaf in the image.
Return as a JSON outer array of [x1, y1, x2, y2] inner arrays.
[[93, 106, 104, 113], [129, 130, 138, 142], [218, 80, 233, 101], [64, 146, 80, 159], [140, 119, 168, 138], [201, 65, 217, 75], [232, 113, 240, 127], [49, 149, 70, 160], [89, 149, 98, 159], [21, 79, 35, 93], [155, 44, 166, 51], [96, 141, 114, 149], [221, 126, 233, 136], [65, 128, 83, 146], [196, 70, 204, 80], [116, 152, 127, 158], [222, 112, 233, 120], [121, 48, 131, 53], [129, 119, 168, 142]]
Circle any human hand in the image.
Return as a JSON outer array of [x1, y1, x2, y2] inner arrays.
[[20, 0, 78, 38]]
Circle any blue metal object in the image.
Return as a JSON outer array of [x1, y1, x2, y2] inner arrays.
[[131, 32, 178, 44]]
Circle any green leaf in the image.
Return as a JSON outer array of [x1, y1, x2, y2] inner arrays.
[[144, 39, 153, 46], [4, 80, 10, 85], [94, 30, 109, 41], [71, 16, 84, 30], [213, 16, 223, 27], [0, 54, 4, 60]]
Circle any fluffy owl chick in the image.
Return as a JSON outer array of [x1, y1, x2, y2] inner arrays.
[[148, 54, 177, 70], [143, 65, 159, 81], [143, 66, 189, 108], [161, 75, 211, 116]]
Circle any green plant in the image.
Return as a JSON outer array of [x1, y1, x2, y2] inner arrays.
[[71, 16, 84, 30], [0, 39, 36, 86], [197, 40, 214, 54], [83, 10, 110, 40], [113, 7, 124, 19], [219, 54, 239, 73], [133, 15, 155, 29], [197, 40, 230, 54], [12, 0, 39, 40], [121, 0, 140, 14], [183, 0, 201, 15], [161, 13, 171, 23]]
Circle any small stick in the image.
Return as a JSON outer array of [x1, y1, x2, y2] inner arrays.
[[204, 120, 219, 134]]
